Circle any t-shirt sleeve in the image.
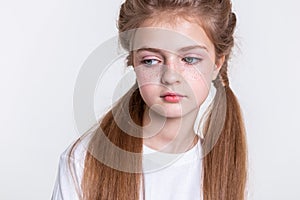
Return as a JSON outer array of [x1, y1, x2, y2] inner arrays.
[[51, 143, 86, 200]]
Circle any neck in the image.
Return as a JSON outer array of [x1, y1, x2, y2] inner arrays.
[[142, 107, 199, 153]]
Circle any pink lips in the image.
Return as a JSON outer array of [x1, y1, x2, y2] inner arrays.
[[160, 92, 185, 103]]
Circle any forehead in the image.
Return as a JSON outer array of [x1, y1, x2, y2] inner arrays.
[[131, 18, 215, 57]]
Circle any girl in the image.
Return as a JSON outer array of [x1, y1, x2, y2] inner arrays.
[[52, 0, 247, 199]]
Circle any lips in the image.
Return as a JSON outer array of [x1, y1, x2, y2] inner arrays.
[[160, 92, 185, 103]]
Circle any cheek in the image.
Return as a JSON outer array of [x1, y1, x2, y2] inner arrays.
[[195, 82, 210, 104], [135, 66, 163, 84], [138, 84, 158, 104], [186, 74, 212, 105], [182, 65, 214, 82]]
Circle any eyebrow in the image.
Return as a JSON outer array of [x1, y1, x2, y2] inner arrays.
[[135, 45, 208, 54], [135, 47, 163, 54], [179, 45, 208, 52]]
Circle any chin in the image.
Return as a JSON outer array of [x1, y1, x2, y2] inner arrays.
[[161, 109, 195, 119]]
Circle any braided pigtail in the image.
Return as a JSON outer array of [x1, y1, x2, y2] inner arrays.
[[202, 12, 247, 200]]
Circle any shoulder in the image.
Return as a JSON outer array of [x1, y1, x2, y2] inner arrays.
[[52, 133, 93, 200], [59, 125, 99, 173]]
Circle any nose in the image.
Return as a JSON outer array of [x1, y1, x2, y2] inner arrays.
[[161, 59, 182, 85]]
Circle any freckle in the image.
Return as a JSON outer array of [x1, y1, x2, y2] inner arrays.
[[183, 68, 202, 80]]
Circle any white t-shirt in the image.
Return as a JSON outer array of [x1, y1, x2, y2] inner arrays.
[[51, 138, 202, 200]]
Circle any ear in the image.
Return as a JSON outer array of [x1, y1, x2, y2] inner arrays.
[[212, 55, 225, 80]]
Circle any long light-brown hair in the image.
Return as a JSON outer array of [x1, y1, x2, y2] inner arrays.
[[70, 0, 247, 199]]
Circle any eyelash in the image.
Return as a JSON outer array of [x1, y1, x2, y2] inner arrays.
[[141, 59, 160, 66], [140, 57, 202, 67], [182, 57, 202, 65]]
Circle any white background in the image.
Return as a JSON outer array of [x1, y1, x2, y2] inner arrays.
[[1, 0, 300, 199]]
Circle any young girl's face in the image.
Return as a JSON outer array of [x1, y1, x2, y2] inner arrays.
[[132, 17, 222, 118]]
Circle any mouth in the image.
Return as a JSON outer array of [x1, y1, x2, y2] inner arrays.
[[160, 92, 186, 103]]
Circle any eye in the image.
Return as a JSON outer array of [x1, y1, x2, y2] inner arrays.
[[182, 57, 201, 65], [141, 59, 160, 66]]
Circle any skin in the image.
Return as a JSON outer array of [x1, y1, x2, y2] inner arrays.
[[132, 16, 224, 153]]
